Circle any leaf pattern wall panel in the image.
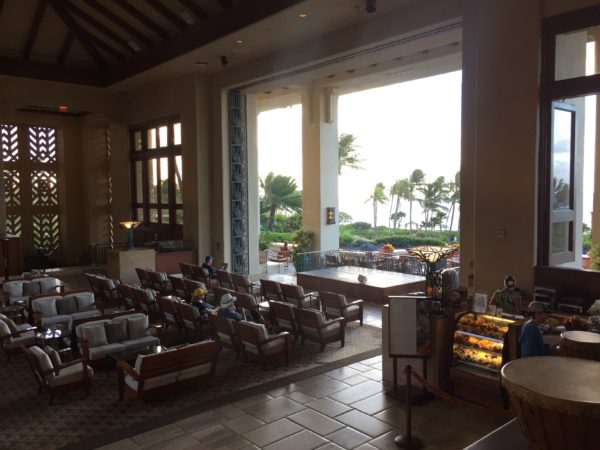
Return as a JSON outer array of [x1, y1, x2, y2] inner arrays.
[[4, 169, 21, 207], [1, 124, 19, 162], [28, 126, 57, 163], [33, 213, 60, 254], [31, 170, 59, 206]]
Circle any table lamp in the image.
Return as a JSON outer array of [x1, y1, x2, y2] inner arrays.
[[120, 221, 141, 250]]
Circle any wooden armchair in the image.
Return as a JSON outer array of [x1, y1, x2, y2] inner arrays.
[[191, 264, 214, 288], [117, 340, 220, 401], [22, 345, 93, 404], [183, 279, 209, 301], [174, 301, 207, 339], [295, 308, 345, 352], [268, 301, 300, 341], [118, 284, 139, 310], [135, 268, 151, 288], [231, 273, 261, 298], [212, 286, 236, 307], [158, 296, 184, 334], [235, 292, 263, 323], [280, 283, 318, 309], [215, 270, 235, 290], [234, 320, 290, 369], [133, 287, 160, 317], [0, 317, 36, 362], [147, 270, 172, 295], [209, 314, 242, 358], [168, 275, 188, 300], [260, 279, 283, 302], [318, 291, 364, 326], [96, 276, 121, 310], [179, 262, 195, 279]]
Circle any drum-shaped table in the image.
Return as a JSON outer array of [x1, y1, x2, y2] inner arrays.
[[560, 330, 600, 361], [502, 357, 600, 450]]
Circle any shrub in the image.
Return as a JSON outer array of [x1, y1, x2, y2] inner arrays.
[[374, 235, 447, 249], [352, 222, 372, 231], [590, 244, 600, 271], [339, 229, 356, 248], [259, 231, 293, 251]]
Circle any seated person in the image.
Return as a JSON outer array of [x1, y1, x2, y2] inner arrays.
[[202, 255, 216, 279], [191, 286, 214, 315], [217, 293, 268, 326], [520, 301, 551, 357], [490, 275, 522, 314]]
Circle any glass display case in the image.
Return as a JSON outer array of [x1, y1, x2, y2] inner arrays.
[[453, 313, 516, 372]]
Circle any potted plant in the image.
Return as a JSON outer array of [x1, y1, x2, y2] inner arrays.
[[380, 242, 395, 254], [291, 229, 314, 271]]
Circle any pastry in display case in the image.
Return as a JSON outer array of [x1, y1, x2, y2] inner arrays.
[[453, 313, 516, 373]]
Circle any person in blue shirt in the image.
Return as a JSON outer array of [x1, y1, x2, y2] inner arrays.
[[520, 301, 551, 357], [217, 293, 243, 321]]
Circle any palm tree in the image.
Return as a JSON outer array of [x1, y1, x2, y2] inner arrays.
[[338, 133, 363, 175], [260, 172, 302, 231], [390, 211, 406, 228], [418, 176, 447, 230], [446, 171, 460, 239], [365, 182, 388, 229], [407, 169, 425, 234], [391, 179, 411, 229]]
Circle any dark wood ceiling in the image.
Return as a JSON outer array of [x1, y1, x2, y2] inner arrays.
[[0, 0, 304, 87]]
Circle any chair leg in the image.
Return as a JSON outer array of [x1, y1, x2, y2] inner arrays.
[[319, 343, 326, 352]]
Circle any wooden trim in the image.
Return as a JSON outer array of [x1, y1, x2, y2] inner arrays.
[[23, 0, 47, 60], [178, 0, 208, 21], [145, 0, 187, 30], [115, 0, 169, 40], [544, 4, 600, 35], [82, 0, 153, 48]]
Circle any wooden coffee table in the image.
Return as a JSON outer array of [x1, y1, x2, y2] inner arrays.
[[108, 345, 167, 364]]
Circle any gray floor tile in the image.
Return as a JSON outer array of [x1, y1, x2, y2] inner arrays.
[[305, 398, 352, 417], [141, 432, 199, 449], [351, 392, 399, 415], [315, 443, 346, 450], [234, 393, 274, 409], [341, 374, 369, 386], [347, 362, 371, 372], [95, 438, 140, 450], [328, 380, 383, 405], [288, 409, 345, 436], [176, 410, 225, 432], [361, 355, 382, 366], [295, 374, 332, 386], [131, 425, 183, 447], [264, 430, 328, 450], [245, 396, 306, 422], [286, 390, 317, 404], [326, 427, 371, 449], [296, 379, 350, 398], [268, 383, 300, 398], [222, 413, 266, 434], [369, 429, 405, 450], [324, 366, 361, 380], [215, 404, 246, 420], [361, 368, 383, 381], [336, 410, 395, 438], [354, 445, 380, 450], [242, 418, 303, 447]]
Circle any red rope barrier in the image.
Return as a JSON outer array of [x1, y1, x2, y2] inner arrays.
[[409, 368, 514, 417]]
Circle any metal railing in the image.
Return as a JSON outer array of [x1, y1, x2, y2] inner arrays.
[[293, 249, 429, 275]]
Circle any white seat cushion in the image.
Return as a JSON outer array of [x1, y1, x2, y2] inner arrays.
[[32, 277, 61, 294], [178, 363, 211, 381], [121, 336, 160, 351], [128, 316, 149, 339], [29, 345, 53, 372], [76, 319, 111, 340], [3, 280, 26, 298], [342, 305, 360, 317], [277, 318, 294, 330], [217, 331, 232, 344], [32, 297, 59, 317], [71, 292, 96, 311], [70, 310, 101, 321], [125, 372, 177, 392], [82, 324, 108, 347], [324, 306, 342, 317], [48, 363, 93, 388], [88, 343, 126, 360], [6, 330, 36, 349]]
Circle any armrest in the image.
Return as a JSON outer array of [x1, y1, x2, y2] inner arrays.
[[116, 360, 139, 380], [346, 299, 364, 307], [261, 331, 290, 346], [149, 323, 162, 337], [13, 326, 37, 336], [321, 317, 345, 328], [60, 358, 85, 369], [59, 348, 73, 362]]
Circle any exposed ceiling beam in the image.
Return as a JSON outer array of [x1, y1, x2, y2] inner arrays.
[[23, 0, 47, 60], [82, 0, 153, 49], [104, 0, 305, 85], [114, 0, 169, 40], [50, 0, 106, 68], [145, 0, 187, 30], [84, 27, 126, 62], [0, 56, 101, 86], [178, 0, 208, 21], [0, 0, 4, 14], [63, 0, 133, 54], [216, 0, 232, 9], [58, 32, 74, 64]]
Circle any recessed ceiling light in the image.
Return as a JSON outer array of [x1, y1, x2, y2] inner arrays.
[[298, 12, 307, 18], [235, 39, 244, 44], [193, 61, 208, 66]]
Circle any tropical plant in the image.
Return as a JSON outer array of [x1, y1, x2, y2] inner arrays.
[[390, 211, 406, 228], [407, 169, 425, 234], [339, 211, 353, 224], [446, 171, 460, 239], [365, 182, 388, 229], [418, 176, 448, 230], [590, 243, 600, 271], [338, 133, 363, 175], [291, 228, 314, 269], [260, 172, 302, 231], [389, 179, 411, 229]]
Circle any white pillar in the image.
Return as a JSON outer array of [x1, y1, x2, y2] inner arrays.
[[302, 86, 339, 251], [246, 93, 260, 275]]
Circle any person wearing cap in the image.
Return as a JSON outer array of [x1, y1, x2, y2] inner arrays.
[[191, 285, 214, 315], [490, 275, 522, 314], [519, 301, 550, 358], [217, 293, 243, 321], [202, 255, 217, 279]]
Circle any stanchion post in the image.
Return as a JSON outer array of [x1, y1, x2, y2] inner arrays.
[[395, 365, 423, 449]]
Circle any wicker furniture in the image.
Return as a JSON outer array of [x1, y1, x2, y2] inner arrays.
[[295, 308, 345, 352], [318, 291, 363, 326], [234, 320, 290, 369]]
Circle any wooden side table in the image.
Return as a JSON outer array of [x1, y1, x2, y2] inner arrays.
[[560, 330, 600, 361]]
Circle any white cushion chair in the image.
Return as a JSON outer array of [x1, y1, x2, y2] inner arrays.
[[318, 291, 364, 326], [2, 276, 62, 310], [22, 345, 93, 404], [31, 291, 100, 332], [77, 313, 160, 361], [234, 320, 290, 369], [0, 314, 36, 361], [295, 308, 345, 352]]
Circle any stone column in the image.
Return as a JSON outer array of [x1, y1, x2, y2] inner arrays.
[[301, 85, 339, 251]]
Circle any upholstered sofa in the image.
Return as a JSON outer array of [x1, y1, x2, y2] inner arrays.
[[31, 290, 101, 331], [76, 313, 160, 361], [3, 276, 62, 307], [117, 340, 220, 401]]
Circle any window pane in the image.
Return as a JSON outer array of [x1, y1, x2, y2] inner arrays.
[[160, 157, 169, 203], [175, 155, 182, 204], [552, 108, 572, 210], [158, 126, 168, 147], [137, 208, 144, 222], [555, 28, 598, 81], [161, 209, 170, 224], [147, 128, 157, 149], [174, 122, 181, 145], [148, 159, 158, 203], [149, 208, 158, 223], [135, 161, 143, 203], [134, 131, 142, 151], [176, 209, 183, 225], [552, 222, 572, 253]]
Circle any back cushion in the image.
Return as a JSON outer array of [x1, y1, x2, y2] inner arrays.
[[23, 282, 41, 297], [72, 293, 95, 311], [30, 346, 53, 373], [128, 316, 149, 339], [104, 321, 128, 343], [34, 277, 60, 293], [42, 345, 61, 371], [56, 297, 78, 315], [0, 320, 11, 338], [0, 317, 19, 335], [242, 320, 268, 341], [82, 324, 108, 347], [32, 297, 58, 317], [3, 280, 26, 297]]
